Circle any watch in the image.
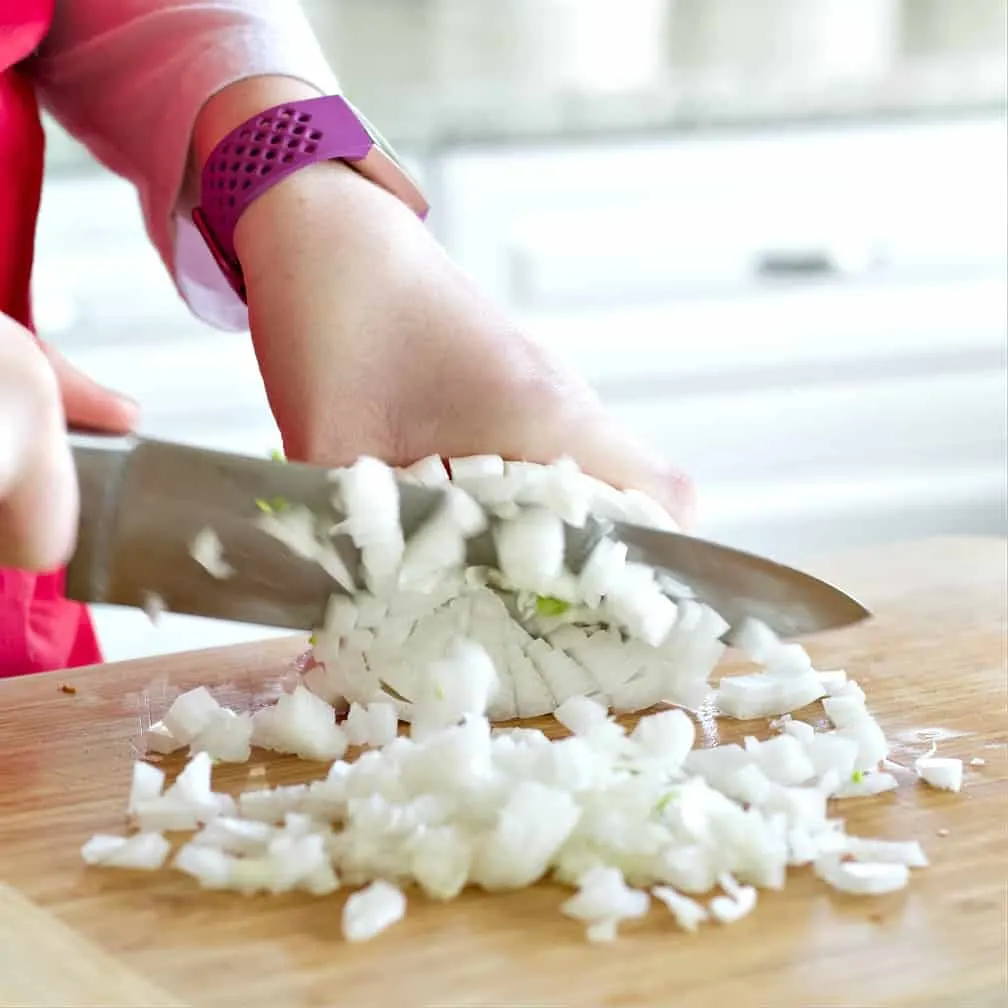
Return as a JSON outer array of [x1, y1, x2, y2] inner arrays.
[[192, 94, 429, 301]]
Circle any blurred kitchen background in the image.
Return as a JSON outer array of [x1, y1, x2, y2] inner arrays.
[[37, 0, 1007, 661]]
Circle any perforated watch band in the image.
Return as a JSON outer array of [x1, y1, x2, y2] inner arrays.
[[192, 94, 429, 301]]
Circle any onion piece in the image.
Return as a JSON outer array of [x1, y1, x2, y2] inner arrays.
[[652, 885, 708, 932], [167, 751, 215, 806], [189, 527, 234, 580], [81, 832, 170, 871], [781, 719, 815, 745], [400, 454, 449, 486], [493, 507, 565, 595], [817, 670, 849, 695], [162, 687, 221, 745], [578, 537, 628, 608], [128, 761, 165, 813], [334, 456, 404, 595], [342, 880, 407, 942], [631, 709, 695, 768], [915, 756, 963, 792], [143, 720, 183, 756], [258, 505, 356, 593], [709, 882, 757, 924], [731, 618, 780, 664], [716, 672, 825, 720], [399, 486, 487, 590], [268, 686, 348, 761], [190, 708, 253, 763], [561, 867, 650, 941], [173, 844, 232, 889], [238, 784, 308, 823], [619, 488, 678, 531], [411, 640, 499, 733], [816, 857, 910, 896], [843, 837, 928, 868], [746, 734, 816, 787], [448, 454, 505, 483], [472, 782, 580, 891], [554, 695, 608, 736], [191, 817, 275, 856], [344, 702, 372, 746], [142, 592, 166, 625], [832, 771, 899, 798]]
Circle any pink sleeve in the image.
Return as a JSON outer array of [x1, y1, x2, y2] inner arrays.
[[29, 0, 342, 332]]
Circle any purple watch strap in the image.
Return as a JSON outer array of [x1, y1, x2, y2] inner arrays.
[[192, 95, 428, 301]]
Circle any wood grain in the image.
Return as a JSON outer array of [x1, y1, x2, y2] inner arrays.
[[0, 536, 1005, 1008], [0, 884, 184, 1007]]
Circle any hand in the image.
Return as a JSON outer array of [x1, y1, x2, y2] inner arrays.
[[0, 316, 78, 569], [195, 78, 693, 527], [0, 317, 139, 570], [235, 164, 694, 527]]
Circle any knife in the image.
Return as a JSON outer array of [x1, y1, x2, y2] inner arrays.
[[66, 437, 870, 642]]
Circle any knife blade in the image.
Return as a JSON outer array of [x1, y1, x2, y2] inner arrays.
[[66, 437, 870, 641]]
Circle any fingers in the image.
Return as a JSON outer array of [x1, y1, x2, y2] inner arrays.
[[480, 347, 697, 530], [561, 415, 697, 531], [40, 342, 139, 435], [0, 324, 79, 571]]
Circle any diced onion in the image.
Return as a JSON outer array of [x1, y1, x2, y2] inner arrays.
[[189, 528, 234, 580], [81, 832, 170, 871], [815, 857, 910, 896], [915, 756, 964, 792], [342, 880, 407, 942], [162, 687, 221, 745]]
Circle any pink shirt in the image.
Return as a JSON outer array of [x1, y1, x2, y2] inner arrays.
[[31, 0, 342, 329]]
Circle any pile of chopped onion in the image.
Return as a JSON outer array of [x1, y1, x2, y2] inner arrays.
[[106, 456, 962, 942], [111, 632, 948, 944]]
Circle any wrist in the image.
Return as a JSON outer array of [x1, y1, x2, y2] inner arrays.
[[192, 81, 428, 300]]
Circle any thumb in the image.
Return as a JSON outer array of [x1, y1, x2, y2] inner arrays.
[[40, 343, 139, 435]]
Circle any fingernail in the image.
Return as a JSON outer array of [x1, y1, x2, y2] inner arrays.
[[664, 467, 697, 531], [117, 394, 141, 422]]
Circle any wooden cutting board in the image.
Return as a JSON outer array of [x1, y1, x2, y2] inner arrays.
[[0, 536, 1004, 1008]]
